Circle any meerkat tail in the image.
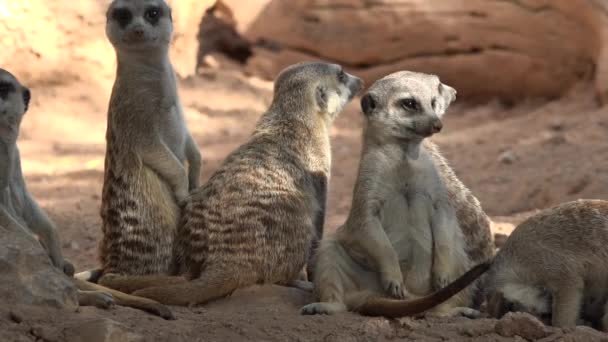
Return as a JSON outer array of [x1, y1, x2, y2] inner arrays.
[[74, 268, 104, 282], [73, 278, 175, 320], [131, 266, 242, 306], [98, 274, 188, 294], [354, 261, 491, 318]]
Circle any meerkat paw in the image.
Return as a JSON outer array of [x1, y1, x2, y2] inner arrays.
[[61, 260, 76, 277], [78, 290, 115, 309], [427, 306, 480, 319], [381, 276, 407, 300], [301, 302, 347, 315]]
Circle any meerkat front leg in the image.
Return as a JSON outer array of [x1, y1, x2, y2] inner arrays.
[[185, 134, 202, 190], [141, 142, 189, 201], [430, 202, 466, 289], [22, 193, 73, 274], [353, 213, 407, 299], [551, 283, 584, 328]]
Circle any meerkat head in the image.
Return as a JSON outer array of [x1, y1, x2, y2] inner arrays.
[[487, 286, 552, 323], [360, 71, 456, 143], [0, 69, 30, 144], [106, 0, 173, 52], [270, 62, 364, 122]]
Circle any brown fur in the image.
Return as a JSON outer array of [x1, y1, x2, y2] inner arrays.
[[302, 71, 494, 317], [485, 199, 608, 330], [111, 62, 363, 305], [98, 0, 201, 290], [0, 68, 174, 320]]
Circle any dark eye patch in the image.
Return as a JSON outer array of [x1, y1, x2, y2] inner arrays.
[[337, 70, 348, 84], [22, 88, 31, 112], [112, 8, 133, 28], [145, 6, 163, 25], [431, 97, 437, 110], [0, 81, 16, 100], [400, 98, 419, 111]]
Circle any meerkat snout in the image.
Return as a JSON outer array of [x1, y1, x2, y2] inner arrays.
[[431, 119, 443, 134]]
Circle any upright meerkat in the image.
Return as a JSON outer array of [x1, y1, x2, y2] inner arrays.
[[0, 68, 174, 319], [116, 62, 364, 305], [98, 0, 201, 289], [485, 199, 608, 331], [302, 71, 494, 317]]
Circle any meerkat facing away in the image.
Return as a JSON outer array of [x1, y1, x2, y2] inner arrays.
[[101, 62, 364, 305], [0, 68, 174, 319], [485, 199, 608, 331], [96, 0, 202, 290], [302, 71, 494, 317]]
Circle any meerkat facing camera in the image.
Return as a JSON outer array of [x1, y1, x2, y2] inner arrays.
[[93, 0, 202, 291], [302, 71, 494, 318], [0, 68, 174, 319]]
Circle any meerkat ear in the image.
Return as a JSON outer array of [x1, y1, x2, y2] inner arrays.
[[360, 93, 378, 116], [315, 85, 328, 112], [439, 82, 457, 106], [22, 87, 31, 113]]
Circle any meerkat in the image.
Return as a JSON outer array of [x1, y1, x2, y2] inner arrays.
[[95, 0, 202, 291], [100, 62, 364, 305], [485, 199, 608, 331], [301, 71, 494, 317], [0, 68, 174, 319]]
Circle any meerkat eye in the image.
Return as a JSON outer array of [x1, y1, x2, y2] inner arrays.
[[431, 98, 437, 110], [112, 8, 133, 28], [145, 7, 162, 24], [400, 98, 419, 111], [0, 81, 15, 100], [337, 70, 348, 84]]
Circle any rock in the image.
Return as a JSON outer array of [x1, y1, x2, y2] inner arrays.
[[495, 312, 550, 340], [245, 0, 608, 101], [498, 150, 516, 164], [167, 0, 216, 77], [63, 319, 145, 342], [0, 223, 77, 309]]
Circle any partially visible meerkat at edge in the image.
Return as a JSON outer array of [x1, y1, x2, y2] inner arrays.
[[95, 0, 202, 290], [301, 71, 494, 318], [112, 62, 364, 305], [0, 68, 174, 319], [485, 199, 608, 331]]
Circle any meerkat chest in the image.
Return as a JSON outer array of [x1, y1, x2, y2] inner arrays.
[[5, 178, 27, 226], [157, 104, 188, 152], [379, 159, 446, 260]]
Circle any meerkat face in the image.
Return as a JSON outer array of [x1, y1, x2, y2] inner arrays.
[[272, 62, 364, 121], [106, 0, 173, 52], [0, 69, 30, 143], [487, 287, 552, 323], [361, 71, 457, 142]]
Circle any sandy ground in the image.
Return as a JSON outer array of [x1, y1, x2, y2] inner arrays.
[[0, 65, 603, 341]]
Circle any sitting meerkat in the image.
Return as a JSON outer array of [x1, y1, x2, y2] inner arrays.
[[486, 199, 608, 331], [0, 68, 173, 319], [301, 71, 494, 317], [106, 62, 364, 305], [94, 0, 202, 291]]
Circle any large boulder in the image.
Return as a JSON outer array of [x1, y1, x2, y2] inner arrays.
[[0, 223, 77, 309], [245, 0, 608, 101]]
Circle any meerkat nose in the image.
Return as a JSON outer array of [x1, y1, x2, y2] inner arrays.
[[431, 120, 443, 133]]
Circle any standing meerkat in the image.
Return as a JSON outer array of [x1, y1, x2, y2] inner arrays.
[[302, 71, 494, 317], [486, 199, 608, 331], [96, 0, 202, 290], [0, 68, 174, 319], [117, 62, 364, 305]]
